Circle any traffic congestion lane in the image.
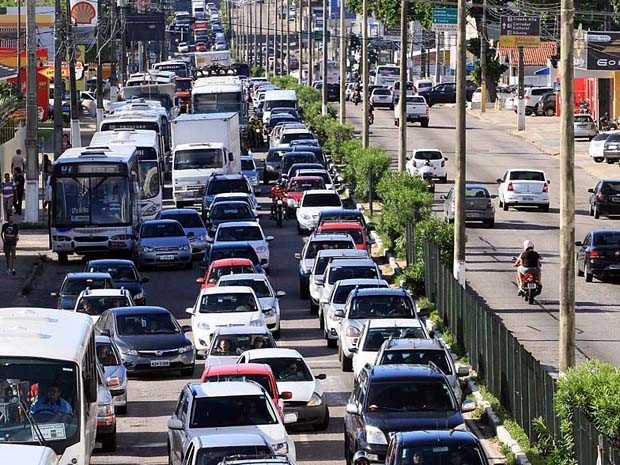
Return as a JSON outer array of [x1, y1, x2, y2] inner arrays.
[[345, 101, 620, 368]]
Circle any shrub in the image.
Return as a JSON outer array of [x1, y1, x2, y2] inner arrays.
[[415, 216, 454, 265], [348, 146, 391, 200], [324, 121, 355, 163], [250, 66, 266, 77]]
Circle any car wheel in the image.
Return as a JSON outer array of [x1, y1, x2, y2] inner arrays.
[[585, 265, 593, 282], [327, 337, 337, 348], [312, 408, 330, 431], [167, 441, 173, 465], [421, 119, 429, 128], [440, 175, 447, 183], [486, 218, 495, 228], [116, 404, 127, 415], [593, 157, 604, 163], [344, 435, 353, 465], [577, 263, 584, 277], [180, 365, 195, 377], [545, 108, 555, 117], [593, 204, 600, 219], [57, 252, 68, 264], [525, 109, 532, 116], [498, 198, 504, 208], [100, 427, 117, 452], [589, 204, 594, 216], [273, 327, 281, 339], [341, 353, 353, 372], [319, 311, 325, 329], [606, 159, 615, 164], [503, 201, 509, 211]]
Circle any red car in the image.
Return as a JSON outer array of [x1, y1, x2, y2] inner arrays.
[[200, 363, 292, 417], [286, 176, 326, 213], [196, 258, 257, 289], [316, 222, 370, 252]]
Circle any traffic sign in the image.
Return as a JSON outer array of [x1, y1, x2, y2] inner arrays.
[[500, 16, 540, 47], [432, 8, 457, 32]]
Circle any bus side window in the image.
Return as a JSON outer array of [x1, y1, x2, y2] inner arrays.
[[83, 334, 98, 403]]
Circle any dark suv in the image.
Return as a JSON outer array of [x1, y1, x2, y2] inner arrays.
[[344, 365, 474, 463], [535, 92, 557, 116], [202, 173, 255, 212]]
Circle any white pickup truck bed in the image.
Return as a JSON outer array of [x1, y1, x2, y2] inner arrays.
[[394, 94, 430, 127]]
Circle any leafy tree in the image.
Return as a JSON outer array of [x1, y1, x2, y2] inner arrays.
[[467, 37, 508, 102]]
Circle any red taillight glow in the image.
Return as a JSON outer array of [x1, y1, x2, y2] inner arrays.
[[589, 248, 600, 258], [412, 160, 417, 167], [425, 105, 430, 113], [598, 193, 604, 201], [507, 182, 514, 191], [487, 200, 493, 208], [543, 183, 549, 193]]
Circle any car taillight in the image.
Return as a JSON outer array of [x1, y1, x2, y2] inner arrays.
[[597, 193, 604, 201], [425, 105, 430, 113], [487, 200, 493, 208], [589, 248, 600, 259], [543, 183, 549, 193], [507, 182, 514, 191], [441, 160, 445, 167], [525, 95, 531, 100], [412, 160, 417, 167]]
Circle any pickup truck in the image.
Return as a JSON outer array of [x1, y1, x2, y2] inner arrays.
[[394, 94, 429, 127]]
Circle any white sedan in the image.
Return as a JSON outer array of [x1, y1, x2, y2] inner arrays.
[[589, 132, 618, 163], [212, 221, 274, 270], [496, 169, 550, 212]]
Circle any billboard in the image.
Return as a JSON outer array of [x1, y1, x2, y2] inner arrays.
[[585, 32, 620, 70], [329, 0, 355, 20], [126, 13, 166, 41]]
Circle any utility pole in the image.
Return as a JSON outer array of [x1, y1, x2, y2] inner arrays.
[[24, 0, 39, 222], [274, 0, 279, 75], [259, 0, 264, 70], [96, 0, 105, 129], [53, 0, 64, 160], [361, 0, 369, 147], [434, 31, 441, 84], [16, 0, 22, 99], [298, 0, 303, 82], [286, 0, 291, 73], [453, 0, 467, 284], [517, 46, 525, 130], [338, 0, 346, 123], [397, 0, 407, 171], [250, 1, 255, 67], [67, 0, 81, 147], [307, 0, 313, 84], [321, 0, 328, 115], [559, 0, 575, 372], [120, 3, 127, 83], [266, 0, 271, 78], [480, 0, 487, 112]]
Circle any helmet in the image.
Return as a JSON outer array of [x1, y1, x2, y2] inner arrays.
[[523, 240, 534, 250], [353, 451, 370, 465]]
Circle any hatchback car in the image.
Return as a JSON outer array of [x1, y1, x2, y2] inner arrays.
[[157, 209, 208, 257], [574, 114, 598, 140], [206, 326, 276, 367], [290, 145, 326, 166], [176, 434, 274, 465], [589, 132, 619, 163], [212, 222, 274, 271], [52, 272, 114, 310], [198, 258, 258, 289], [95, 306, 195, 376], [442, 184, 496, 228], [603, 132, 620, 163], [84, 259, 148, 304], [95, 335, 129, 414], [241, 155, 260, 190], [295, 169, 334, 190], [406, 149, 448, 183], [296, 190, 343, 234], [280, 153, 319, 179], [286, 163, 324, 180], [237, 348, 329, 430], [317, 208, 372, 237], [576, 229, 620, 282], [534, 91, 556, 116], [370, 88, 393, 108], [588, 180, 620, 218], [285, 176, 326, 213], [167, 382, 296, 463], [96, 363, 117, 452], [210, 192, 259, 219], [133, 220, 192, 270]]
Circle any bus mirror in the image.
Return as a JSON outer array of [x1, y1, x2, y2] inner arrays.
[[85, 374, 98, 403], [228, 152, 234, 162]]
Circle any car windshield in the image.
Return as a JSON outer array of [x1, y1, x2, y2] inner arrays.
[[406, 96, 425, 103], [161, 213, 204, 229], [241, 159, 256, 171], [465, 187, 490, 199], [593, 232, 620, 246], [600, 182, 620, 194], [62, 277, 110, 295], [253, 357, 313, 382], [575, 115, 593, 123], [200, 293, 258, 313], [76, 296, 130, 315], [593, 133, 613, 142], [328, 266, 378, 284], [349, 295, 414, 318], [362, 327, 427, 351], [367, 380, 455, 412], [141, 222, 185, 238], [210, 334, 275, 356], [219, 278, 271, 297], [208, 179, 250, 195], [116, 313, 180, 335], [210, 204, 253, 220], [209, 265, 256, 282], [282, 155, 317, 170], [401, 444, 486, 465], [195, 445, 273, 465], [414, 151, 442, 160], [204, 374, 274, 396], [190, 395, 278, 427], [216, 226, 263, 242], [305, 240, 355, 259], [174, 149, 222, 170], [211, 247, 259, 263], [96, 342, 122, 366], [333, 284, 383, 303], [509, 171, 545, 181], [379, 349, 452, 374], [0, 358, 79, 444], [87, 264, 137, 282], [289, 179, 325, 191], [266, 149, 290, 162], [302, 193, 341, 207]]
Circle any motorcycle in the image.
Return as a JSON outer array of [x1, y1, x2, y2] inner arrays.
[[578, 99, 591, 114], [273, 197, 285, 227], [368, 111, 374, 126], [417, 161, 435, 193], [512, 257, 542, 305]]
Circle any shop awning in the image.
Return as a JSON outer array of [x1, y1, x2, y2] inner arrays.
[[535, 67, 550, 75]]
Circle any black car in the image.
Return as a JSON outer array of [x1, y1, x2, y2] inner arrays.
[[263, 146, 295, 183], [576, 229, 620, 282], [588, 179, 620, 218], [280, 152, 319, 179], [201, 242, 264, 275], [386, 430, 490, 465], [95, 306, 195, 376], [52, 272, 115, 310], [344, 364, 474, 464], [201, 173, 255, 212], [204, 200, 256, 235], [424, 82, 477, 106], [291, 145, 326, 166], [84, 259, 149, 305], [535, 92, 557, 116]]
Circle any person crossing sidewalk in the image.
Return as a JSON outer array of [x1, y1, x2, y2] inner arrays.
[[1, 215, 19, 275]]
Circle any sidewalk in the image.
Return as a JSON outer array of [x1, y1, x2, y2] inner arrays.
[[468, 108, 610, 181]]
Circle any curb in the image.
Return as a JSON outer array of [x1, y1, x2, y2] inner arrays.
[[358, 207, 403, 276], [21, 257, 43, 296]]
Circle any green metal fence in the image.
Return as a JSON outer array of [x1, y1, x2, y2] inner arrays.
[[423, 241, 620, 465], [0, 120, 16, 146]]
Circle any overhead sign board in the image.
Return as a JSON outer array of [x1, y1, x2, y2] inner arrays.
[[585, 32, 620, 70], [432, 8, 457, 32], [499, 16, 540, 47]]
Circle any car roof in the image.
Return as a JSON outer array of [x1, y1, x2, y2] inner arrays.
[[319, 209, 363, 217], [200, 285, 255, 295], [217, 221, 261, 229], [188, 381, 265, 398], [327, 258, 376, 268], [465, 184, 489, 190], [366, 318, 425, 329], [209, 174, 246, 181], [281, 128, 312, 134], [66, 272, 112, 280], [383, 338, 445, 351], [210, 258, 255, 267], [142, 219, 181, 226], [109, 306, 171, 315], [244, 348, 303, 360], [213, 193, 252, 200], [351, 287, 409, 297], [203, 362, 274, 377], [335, 278, 388, 287], [87, 259, 135, 267], [302, 189, 340, 196], [193, 432, 269, 449], [508, 168, 546, 173], [95, 334, 115, 344], [366, 364, 445, 381], [218, 273, 268, 282], [211, 200, 253, 208], [396, 430, 481, 447], [308, 233, 356, 241], [316, 249, 368, 259], [211, 242, 255, 250], [159, 208, 200, 216], [289, 176, 324, 182], [77, 288, 129, 297], [212, 326, 272, 336]]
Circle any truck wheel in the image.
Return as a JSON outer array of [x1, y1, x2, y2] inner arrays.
[[421, 119, 429, 128]]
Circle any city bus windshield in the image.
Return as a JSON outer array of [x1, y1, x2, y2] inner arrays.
[[193, 92, 242, 113], [53, 176, 131, 226], [174, 149, 223, 170], [139, 161, 160, 200], [0, 358, 79, 446]]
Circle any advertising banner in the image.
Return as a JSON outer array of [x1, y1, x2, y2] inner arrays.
[[586, 32, 620, 70], [70, 0, 98, 27]]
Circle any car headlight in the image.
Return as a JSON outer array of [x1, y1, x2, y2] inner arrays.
[[250, 318, 263, 326], [141, 246, 154, 253], [178, 344, 193, 353], [178, 244, 190, 251], [97, 403, 114, 417], [266, 165, 275, 171], [142, 203, 158, 217], [301, 213, 311, 220], [197, 322, 211, 331], [345, 325, 361, 338], [306, 392, 323, 407], [272, 441, 288, 455], [256, 245, 267, 254], [365, 425, 387, 445], [262, 306, 274, 315], [119, 346, 138, 356]]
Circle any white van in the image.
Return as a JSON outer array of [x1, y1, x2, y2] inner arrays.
[[262, 89, 298, 125], [0, 444, 57, 465]]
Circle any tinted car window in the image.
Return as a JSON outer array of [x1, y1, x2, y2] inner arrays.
[[195, 445, 272, 465], [289, 179, 325, 191], [96, 342, 122, 366], [305, 240, 355, 259], [402, 444, 485, 465], [204, 374, 274, 396], [367, 380, 455, 412], [575, 114, 593, 123], [593, 133, 612, 142], [328, 266, 378, 284], [465, 187, 490, 198], [508, 171, 545, 181], [116, 313, 180, 335], [87, 264, 137, 282], [209, 265, 256, 281], [62, 278, 110, 295], [216, 226, 263, 241], [200, 293, 258, 313], [600, 182, 620, 194], [362, 327, 427, 351], [253, 357, 313, 382], [593, 232, 620, 246], [349, 295, 413, 317], [219, 278, 271, 297], [160, 213, 204, 228], [379, 349, 452, 374], [208, 179, 250, 195], [77, 296, 131, 315], [414, 151, 443, 160], [210, 203, 253, 220], [190, 395, 278, 427], [210, 246, 260, 263], [333, 284, 384, 304], [141, 222, 184, 238], [210, 334, 275, 355], [302, 193, 341, 207]]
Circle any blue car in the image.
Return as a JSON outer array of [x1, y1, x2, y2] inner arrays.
[[157, 209, 208, 257], [241, 155, 260, 191]]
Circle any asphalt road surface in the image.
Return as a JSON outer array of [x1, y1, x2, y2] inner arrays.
[[344, 102, 620, 369]]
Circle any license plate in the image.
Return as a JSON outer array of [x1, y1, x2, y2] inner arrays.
[[608, 265, 620, 270], [521, 197, 534, 201], [466, 212, 480, 218], [150, 360, 170, 367], [527, 283, 537, 289], [159, 255, 175, 261], [612, 198, 620, 203]]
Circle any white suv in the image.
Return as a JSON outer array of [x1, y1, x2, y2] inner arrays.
[[187, 286, 266, 356], [406, 149, 448, 183], [512, 87, 553, 115], [296, 190, 343, 234], [167, 382, 296, 465]]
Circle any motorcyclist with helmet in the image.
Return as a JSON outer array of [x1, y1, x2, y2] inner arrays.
[[270, 179, 288, 219], [513, 240, 542, 295]]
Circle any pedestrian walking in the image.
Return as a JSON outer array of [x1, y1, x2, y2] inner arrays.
[[42, 154, 52, 211], [1, 173, 15, 220], [1, 214, 18, 275], [62, 134, 72, 153], [12, 167, 25, 216], [11, 149, 25, 176]]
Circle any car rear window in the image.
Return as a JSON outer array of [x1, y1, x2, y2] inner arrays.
[[305, 240, 355, 259], [302, 193, 341, 207], [349, 294, 413, 317], [204, 374, 274, 397], [208, 179, 250, 195], [509, 171, 545, 181], [333, 283, 386, 303], [328, 265, 379, 284], [600, 182, 620, 194], [362, 327, 427, 351], [532, 88, 551, 95], [63, 278, 111, 295], [378, 349, 452, 375], [593, 133, 613, 142], [374, 89, 391, 95], [465, 187, 490, 198], [575, 115, 593, 123], [414, 151, 443, 160], [211, 247, 259, 263], [593, 232, 620, 246]]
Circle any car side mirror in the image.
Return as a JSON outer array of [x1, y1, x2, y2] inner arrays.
[[547, 180, 551, 184], [416, 306, 430, 318], [444, 157, 448, 161], [461, 400, 476, 413], [575, 241, 583, 247], [346, 403, 360, 415], [99, 329, 111, 337], [314, 277, 324, 285], [349, 346, 358, 354], [181, 325, 192, 333], [334, 309, 345, 318], [276, 290, 286, 297], [283, 413, 297, 424], [185, 307, 194, 315], [368, 223, 376, 231], [588, 188, 594, 193], [280, 391, 293, 400], [196, 277, 205, 284], [496, 178, 503, 184], [457, 364, 471, 377], [141, 277, 150, 283], [266, 235, 274, 242], [315, 373, 327, 380], [167, 418, 183, 430], [187, 231, 195, 237]]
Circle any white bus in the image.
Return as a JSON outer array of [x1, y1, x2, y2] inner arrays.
[[50, 145, 141, 263], [262, 89, 297, 124], [191, 79, 247, 123], [0, 308, 98, 465], [90, 129, 163, 220], [374, 65, 400, 87], [152, 60, 190, 78]]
